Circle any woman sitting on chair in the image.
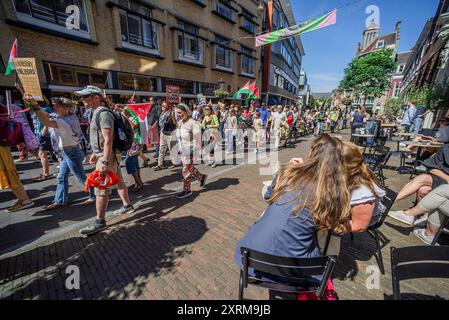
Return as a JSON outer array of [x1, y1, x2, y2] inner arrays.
[[234, 134, 351, 272]]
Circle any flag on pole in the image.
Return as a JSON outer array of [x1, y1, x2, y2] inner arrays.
[[5, 39, 18, 76], [126, 103, 153, 144], [255, 9, 337, 47]]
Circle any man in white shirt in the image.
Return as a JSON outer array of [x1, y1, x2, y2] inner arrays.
[[270, 105, 287, 149]]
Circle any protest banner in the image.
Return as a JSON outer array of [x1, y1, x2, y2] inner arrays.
[[13, 58, 43, 101], [166, 85, 180, 106]]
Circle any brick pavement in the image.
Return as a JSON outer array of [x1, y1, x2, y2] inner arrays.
[[1, 130, 449, 300]]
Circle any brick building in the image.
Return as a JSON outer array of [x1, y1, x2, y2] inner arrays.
[[0, 0, 264, 103]]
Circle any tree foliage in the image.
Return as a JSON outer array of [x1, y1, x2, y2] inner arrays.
[[384, 97, 402, 117], [339, 49, 396, 104]]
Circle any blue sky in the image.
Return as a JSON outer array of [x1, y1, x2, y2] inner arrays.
[[291, 0, 440, 93]]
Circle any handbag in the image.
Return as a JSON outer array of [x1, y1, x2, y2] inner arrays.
[[0, 118, 25, 146]]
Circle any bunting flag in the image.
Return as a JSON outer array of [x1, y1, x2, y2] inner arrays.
[[5, 38, 18, 76], [232, 81, 260, 100], [126, 103, 153, 144], [255, 9, 337, 47]]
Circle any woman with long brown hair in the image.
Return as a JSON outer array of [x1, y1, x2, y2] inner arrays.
[[235, 134, 351, 267]]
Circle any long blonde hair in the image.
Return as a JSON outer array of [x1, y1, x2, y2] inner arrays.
[[268, 134, 351, 234], [342, 141, 383, 196]]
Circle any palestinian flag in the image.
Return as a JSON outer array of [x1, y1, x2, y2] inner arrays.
[[256, 9, 337, 47], [126, 103, 153, 144], [5, 38, 17, 76], [232, 81, 260, 100]]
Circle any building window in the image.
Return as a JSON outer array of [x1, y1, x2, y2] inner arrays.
[[377, 40, 385, 48], [118, 73, 159, 91], [393, 83, 401, 97], [177, 22, 203, 64], [118, 2, 159, 54], [215, 0, 235, 22], [119, 12, 158, 49], [215, 36, 232, 70], [12, 0, 90, 38], [397, 64, 404, 73], [44, 62, 109, 88], [241, 47, 254, 75], [241, 10, 256, 33], [366, 96, 374, 105]]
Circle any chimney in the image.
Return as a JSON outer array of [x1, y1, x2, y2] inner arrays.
[[357, 42, 362, 55]]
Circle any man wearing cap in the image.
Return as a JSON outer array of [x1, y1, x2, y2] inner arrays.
[[74, 86, 135, 236]]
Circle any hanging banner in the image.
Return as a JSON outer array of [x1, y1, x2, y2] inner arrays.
[[256, 9, 337, 47], [13, 58, 44, 101], [166, 85, 180, 106]]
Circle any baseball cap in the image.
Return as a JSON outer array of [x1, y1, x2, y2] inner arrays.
[[74, 85, 103, 97]]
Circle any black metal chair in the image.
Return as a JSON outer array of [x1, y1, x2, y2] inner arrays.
[[351, 188, 397, 275], [432, 215, 449, 246], [391, 245, 449, 300], [238, 247, 337, 300], [364, 146, 392, 186]]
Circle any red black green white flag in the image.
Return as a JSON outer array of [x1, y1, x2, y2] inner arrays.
[[5, 38, 18, 76]]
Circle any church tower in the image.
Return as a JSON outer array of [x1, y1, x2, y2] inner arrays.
[[362, 23, 380, 50]]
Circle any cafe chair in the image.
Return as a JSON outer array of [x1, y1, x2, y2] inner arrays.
[[431, 215, 449, 246], [238, 247, 336, 300], [364, 146, 391, 187], [390, 245, 449, 300]]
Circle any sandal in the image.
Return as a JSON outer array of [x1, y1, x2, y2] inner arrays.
[[142, 159, 150, 168], [153, 165, 164, 171], [168, 164, 177, 169], [42, 203, 67, 211], [32, 174, 55, 182], [133, 184, 143, 192]]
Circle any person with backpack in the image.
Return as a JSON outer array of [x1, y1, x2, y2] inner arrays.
[[74, 86, 135, 236], [153, 101, 177, 171], [23, 94, 96, 211]]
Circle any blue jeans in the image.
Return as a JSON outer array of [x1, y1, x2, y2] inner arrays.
[[54, 146, 95, 205], [411, 118, 424, 134], [316, 122, 324, 135]]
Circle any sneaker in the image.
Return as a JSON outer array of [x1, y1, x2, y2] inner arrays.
[[176, 191, 193, 199], [204, 161, 211, 166], [5, 200, 35, 212], [210, 162, 217, 168], [153, 165, 164, 171], [388, 210, 415, 226], [412, 228, 434, 245], [413, 215, 428, 228], [113, 204, 135, 216], [200, 174, 208, 189], [415, 165, 427, 173], [79, 219, 107, 236]]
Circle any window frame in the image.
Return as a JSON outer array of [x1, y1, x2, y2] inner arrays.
[[119, 7, 160, 55], [215, 36, 232, 71], [177, 22, 204, 64]]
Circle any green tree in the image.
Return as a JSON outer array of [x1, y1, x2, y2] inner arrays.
[[384, 97, 402, 117], [339, 49, 396, 106]]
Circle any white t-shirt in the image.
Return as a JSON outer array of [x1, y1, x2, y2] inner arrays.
[[49, 118, 79, 150], [351, 182, 386, 224], [271, 112, 286, 130]]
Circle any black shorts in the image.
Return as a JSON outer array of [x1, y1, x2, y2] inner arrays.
[[39, 136, 53, 153], [430, 173, 448, 189]]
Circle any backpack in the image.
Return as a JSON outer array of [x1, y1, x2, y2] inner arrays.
[[96, 109, 134, 152]]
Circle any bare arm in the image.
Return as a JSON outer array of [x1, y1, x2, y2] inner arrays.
[[101, 127, 114, 167], [350, 202, 375, 232], [34, 109, 58, 128]]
